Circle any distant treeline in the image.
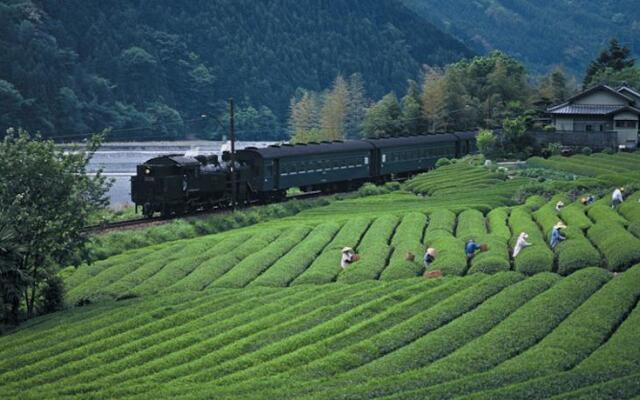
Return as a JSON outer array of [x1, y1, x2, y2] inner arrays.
[[0, 0, 470, 141]]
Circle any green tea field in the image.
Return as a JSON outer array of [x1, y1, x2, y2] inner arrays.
[[1, 153, 640, 399]]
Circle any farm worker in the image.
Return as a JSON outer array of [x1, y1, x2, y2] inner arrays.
[[555, 201, 565, 212], [341, 247, 355, 269], [512, 232, 531, 258], [549, 222, 566, 249], [612, 188, 624, 208], [465, 239, 480, 260], [581, 195, 595, 205], [423, 247, 437, 267]]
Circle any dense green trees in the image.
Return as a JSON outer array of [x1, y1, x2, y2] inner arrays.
[[584, 39, 636, 87], [403, 0, 640, 76], [0, 0, 470, 140], [0, 130, 110, 325]]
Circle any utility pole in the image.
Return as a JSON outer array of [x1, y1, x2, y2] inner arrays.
[[229, 97, 236, 209]]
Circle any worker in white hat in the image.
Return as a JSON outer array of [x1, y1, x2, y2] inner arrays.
[[549, 222, 567, 249], [341, 247, 355, 269], [423, 247, 437, 267], [612, 187, 624, 208], [513, 232, 531, 258], [555, 201, 565, 213]]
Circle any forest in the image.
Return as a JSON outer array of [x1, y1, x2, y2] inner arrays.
[[402, 0, 640, 76], [0, 0, 471, 141]]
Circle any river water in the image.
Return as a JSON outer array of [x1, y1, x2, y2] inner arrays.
[[85, 141, 276, 209]]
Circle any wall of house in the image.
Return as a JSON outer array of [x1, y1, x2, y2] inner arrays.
[[613, 111, 639, 148], [554, 117, 573, 131], [574, 92, 627, 105]]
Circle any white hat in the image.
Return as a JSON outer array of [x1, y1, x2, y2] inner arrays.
[[520, 232, 529, 239], [555, 222, 567, 229], [427, 247, 437, 256], [342, 247, 353, 253]]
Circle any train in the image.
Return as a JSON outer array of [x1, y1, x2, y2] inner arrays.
[[131, 131, 478, 217]]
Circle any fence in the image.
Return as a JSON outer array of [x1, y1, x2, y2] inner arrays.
[[531, 130, 617, 150]]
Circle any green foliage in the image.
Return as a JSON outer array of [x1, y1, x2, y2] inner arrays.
[[587, 221, 640, 271], [338, 215, 399, 282], [0, 0, 470, 139], [435, 157, 451, 168], [381, 213, 427, 280], [249, 223, 341, 287], [0, 130, 109, 322], [476, 129, 497, 157], [581, 146, 593, 156], [292, 218, 371, 285], [584, 38, 635, 87], [88, 197, 329, 261], [361, 93, 403, 138], [212, 226, 312, 288], [508, 207, 554, 275]]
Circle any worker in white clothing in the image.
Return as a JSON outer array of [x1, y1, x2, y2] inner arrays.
[[513, 232, 531, 258]]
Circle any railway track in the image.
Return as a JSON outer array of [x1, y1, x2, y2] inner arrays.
[[84, 190, 325, 233]]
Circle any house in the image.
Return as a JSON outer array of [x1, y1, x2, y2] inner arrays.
[[547, 84, 640, 149]]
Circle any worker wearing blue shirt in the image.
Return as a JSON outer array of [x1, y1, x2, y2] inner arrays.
[[465, 239, 480, 259]]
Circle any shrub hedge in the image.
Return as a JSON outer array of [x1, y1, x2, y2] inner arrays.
[[587, 222, 640, 271], [456, 209, 486, 242], [291, 218, 371, 285], [486, 207, 511, 242], [424, 234, 467, 276], [508, 207, 553, 275], [338, 215, 399, 282], [249, 223, 340, 287], [381, 213, 427, 280], [211, 226, 311, 288]]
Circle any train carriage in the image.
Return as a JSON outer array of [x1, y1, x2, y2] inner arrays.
[[366, 134, 459, 178], [236, 141, 375, 197]]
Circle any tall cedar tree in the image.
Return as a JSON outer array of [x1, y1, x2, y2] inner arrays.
[[584, 39, 635, 87], [320, 76, 350, 140]]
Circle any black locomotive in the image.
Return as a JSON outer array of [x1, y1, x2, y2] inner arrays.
[[131, 131, 477, 217]]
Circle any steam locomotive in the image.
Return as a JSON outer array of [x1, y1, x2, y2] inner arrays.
[[131, 131, 477, 217]]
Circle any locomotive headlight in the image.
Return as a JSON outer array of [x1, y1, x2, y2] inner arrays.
[[144, 168, 151, 175]]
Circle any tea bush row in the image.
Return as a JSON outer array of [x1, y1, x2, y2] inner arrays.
[[249, 223, 341, 287], [381, 213, 427, 280], [338, 215, 399, 283], [292, 218, 371, 285], [212, 226, 312, 288]]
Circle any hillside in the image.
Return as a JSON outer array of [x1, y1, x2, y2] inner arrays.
[[2, 153, 640, 398], [402, 0, 640, 76], [0, 0, 471, 139]]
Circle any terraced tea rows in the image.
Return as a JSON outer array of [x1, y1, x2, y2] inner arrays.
[[62, 187, 640, 305], [4, 152, 640, 399], [2, 267, 640, 399]]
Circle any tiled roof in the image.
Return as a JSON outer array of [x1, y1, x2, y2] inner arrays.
[[548, 104, 638, 115]]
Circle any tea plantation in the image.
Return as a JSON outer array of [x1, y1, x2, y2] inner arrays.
[[1, 153, 640, 399]]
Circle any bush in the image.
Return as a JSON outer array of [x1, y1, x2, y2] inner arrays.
[[381, 213, 428, 280], [212, 226, 312, 288], [509, 207, 554, 275], [455, 209, 486, 242], [249, 223, 341, 287], [424, 234, 467, 276], [292, 218, 370, 285], [487, 208, 511, 241], [581, 146, 593, 156], [468, 235, 511, 274], [336, 215, 398, 283], [435, 158, 451, 168], [559, 202, 592, 231], [587, 222, 640, 271], [38, 276, 65, 315], [424, 209, 456, 239]]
